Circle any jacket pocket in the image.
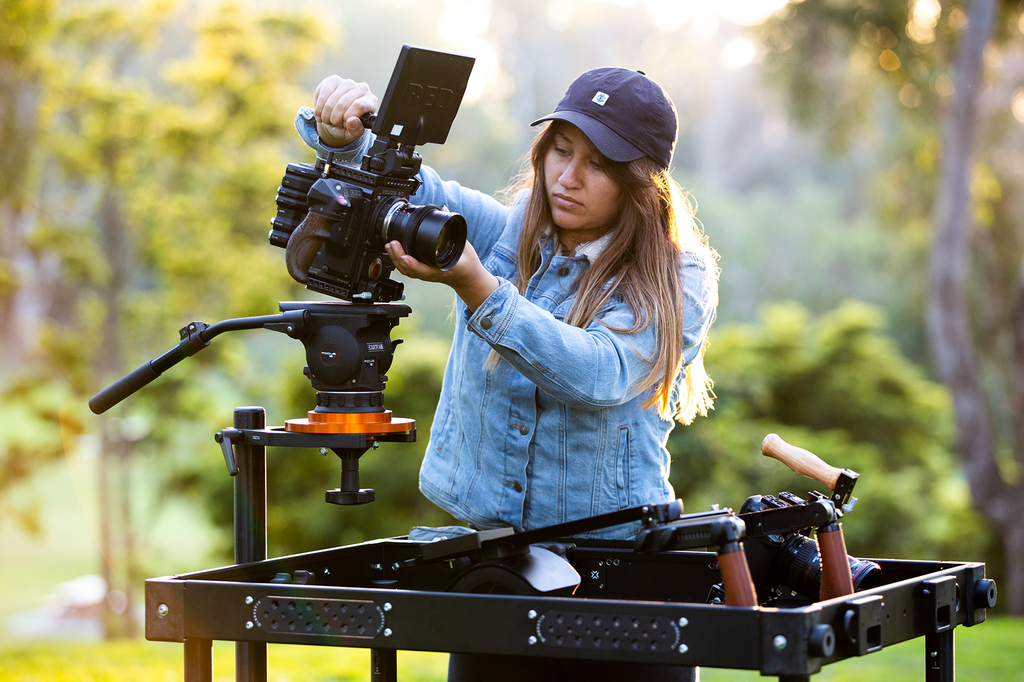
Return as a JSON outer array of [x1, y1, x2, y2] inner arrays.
[[615, 425, 631, 509]]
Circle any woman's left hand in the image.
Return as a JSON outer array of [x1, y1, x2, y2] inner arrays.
[[385, 240, 499, 313]]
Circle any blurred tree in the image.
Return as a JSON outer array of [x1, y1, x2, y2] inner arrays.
[[0, 0, 326, 636], [0, 0, 62, 533], [756, 0, 1024, 614], [670, 301, 991, 566]]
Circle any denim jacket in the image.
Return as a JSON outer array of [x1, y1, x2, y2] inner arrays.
[[296, 109, 715, 539]]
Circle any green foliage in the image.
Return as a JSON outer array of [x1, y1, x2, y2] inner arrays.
[[0, 0, 327, 519], [756, 0, 1024, 613], [0, 0, 1004, 615], [758, 0, 956, 152], [670, 301, 992, 562]]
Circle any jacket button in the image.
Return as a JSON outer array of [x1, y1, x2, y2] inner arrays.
[[518, 425, 529, 435], [480, 316, 493, 330], [513, 481, 523, 493], [558, 266, 570, 277]]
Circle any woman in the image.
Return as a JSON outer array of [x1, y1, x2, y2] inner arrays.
[[299, 66, 718, 682], [298, 67, 718, 538]]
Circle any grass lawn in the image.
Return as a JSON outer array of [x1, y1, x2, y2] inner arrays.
[[0, 618, 1020, 681]]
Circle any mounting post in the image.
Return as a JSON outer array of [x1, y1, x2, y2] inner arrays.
[[234, 407, 268, 682]]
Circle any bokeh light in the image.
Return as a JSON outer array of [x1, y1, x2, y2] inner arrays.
[[1013, 88, 1024, 123], [722, 37, 756, 69], [907, 0, 941, 45]]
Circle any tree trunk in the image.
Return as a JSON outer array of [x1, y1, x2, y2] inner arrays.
[[926, 0, 1024, 615], [97, 178, 134, 638], [1010, 258, 1024, 475]]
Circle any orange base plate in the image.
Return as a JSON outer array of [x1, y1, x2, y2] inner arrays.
[[284, 409, 415, 435]]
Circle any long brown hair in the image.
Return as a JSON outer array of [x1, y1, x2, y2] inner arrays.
[[499, 121, 719, 424]]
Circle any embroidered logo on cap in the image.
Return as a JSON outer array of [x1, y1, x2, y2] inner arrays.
[[592, 91, 610, 106]]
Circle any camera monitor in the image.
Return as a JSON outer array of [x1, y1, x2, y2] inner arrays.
[[371, 45, 475, 148]]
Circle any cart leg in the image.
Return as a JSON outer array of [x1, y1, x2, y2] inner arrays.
[[234, 407, 268, 682], [371, 648, 397, 682], [926, 630, 955, 682], [236, 643, 268, 682], [184, 638, 213, 682]]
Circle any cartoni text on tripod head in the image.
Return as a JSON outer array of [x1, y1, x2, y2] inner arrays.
[[270, 45, 475, 303]]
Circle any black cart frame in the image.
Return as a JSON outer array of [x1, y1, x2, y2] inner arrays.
[[144, 410, 993, 682]]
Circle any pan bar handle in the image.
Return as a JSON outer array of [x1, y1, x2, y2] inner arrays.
[[761, 433, 844, 491]]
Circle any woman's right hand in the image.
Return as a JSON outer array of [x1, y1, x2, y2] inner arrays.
[[312, 75, 379, 148]]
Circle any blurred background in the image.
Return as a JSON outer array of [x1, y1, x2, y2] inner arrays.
[[1, 0, 1022, 663]]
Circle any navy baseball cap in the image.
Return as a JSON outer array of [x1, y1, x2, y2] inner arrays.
[[531, 68, 677, 170]]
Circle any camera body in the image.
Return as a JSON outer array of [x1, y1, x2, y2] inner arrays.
[[270, 46, 475, 303], [271, 155, 464, 303], [739, 493, 881, 604]]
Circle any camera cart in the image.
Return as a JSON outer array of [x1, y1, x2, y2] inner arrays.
[[141, 408, 996, 682]]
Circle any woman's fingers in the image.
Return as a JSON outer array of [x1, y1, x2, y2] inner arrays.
[[313, 76, 378, 146], [385, 241, 439, 281]]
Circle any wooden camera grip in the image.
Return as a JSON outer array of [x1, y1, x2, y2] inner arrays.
[[719, 548, 759, 607], [818, 526, 855, 600], [761, 433, 844, 491]]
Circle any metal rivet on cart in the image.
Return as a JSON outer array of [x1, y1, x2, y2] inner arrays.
[[246, 621, 254, 630], [528, 636, 538, 645], [528, 610, 537, 619], [157, 604, 169, 618], [384, 603, 392, 611], [384, 628, 393, 637], [679, 644, 689, 654], [773, 635, 788, 651], [245, 596, 254, 605], [678, 617, 688, 627]]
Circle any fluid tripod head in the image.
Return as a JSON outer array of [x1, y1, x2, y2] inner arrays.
[[90, 300, 412, 430], [89, 300, 415, 505]]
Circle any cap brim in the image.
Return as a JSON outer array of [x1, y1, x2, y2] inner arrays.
[[530, 110, 645, 164]]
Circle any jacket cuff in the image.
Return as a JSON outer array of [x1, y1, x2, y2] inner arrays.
[[466, 279, 518, 342], [294, 106, 368, 160]]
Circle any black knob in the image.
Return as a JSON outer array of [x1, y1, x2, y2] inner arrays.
[[808, 624, 836, 658], [973, 579, 997, 609]]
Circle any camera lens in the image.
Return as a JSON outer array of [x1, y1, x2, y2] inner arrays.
[[774, 534, 882, 600], [380, 199, 467, 271]]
